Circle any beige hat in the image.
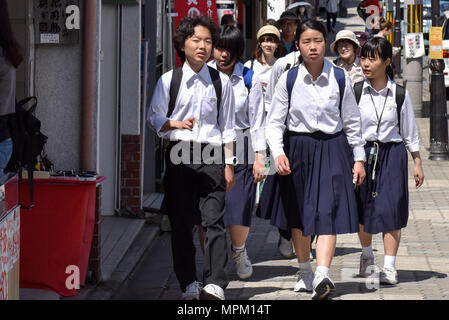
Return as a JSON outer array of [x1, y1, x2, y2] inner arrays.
[[257, 25, 281, 41], [330, 30, 360, 55]]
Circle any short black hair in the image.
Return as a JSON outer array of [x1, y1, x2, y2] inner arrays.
[[220, 14, 235, 26], [361, 36, 394, 79], [216, 25, 245, 62], [294, 19, 327, 43], [173, 15, 219, 63], [360, 36, 392, 61]]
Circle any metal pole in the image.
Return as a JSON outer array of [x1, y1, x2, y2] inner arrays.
[[403, 0, 423, 118], [393, 0, 402, 76], [429, 0, 449, 160], [81, 0, 96, 171]]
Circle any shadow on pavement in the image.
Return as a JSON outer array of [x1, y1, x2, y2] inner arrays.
[[225, 287, 282, 300], [397, 270, 447, 283]]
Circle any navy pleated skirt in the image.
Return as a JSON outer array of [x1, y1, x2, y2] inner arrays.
[[356, 141, 409, 234], [257, 130, 360, 236], [224, 133, 257, 227]]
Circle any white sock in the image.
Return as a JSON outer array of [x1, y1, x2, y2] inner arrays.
[[299, 261, 312, 271], [384, 255, 396, 270], [362, 245, 374, 259], [316, 266, 329, 277], [232, 244, 245, 251]]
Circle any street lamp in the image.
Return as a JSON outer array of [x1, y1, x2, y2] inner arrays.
[[429, 0, 449, 160]]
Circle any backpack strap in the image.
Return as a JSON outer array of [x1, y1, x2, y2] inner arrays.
[[286, 66, 299, 119], [284, 63, 292, 72], [207, 66, 222, 117], [167, 67, 183, 118], [333, 66, 346, 112], [242, 66, 253, 93], [353, 80, 365, 105], [395, 83, 405, 133], [250, 59, 254, 71]]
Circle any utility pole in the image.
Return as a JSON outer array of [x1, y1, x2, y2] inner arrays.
[[429, 0, 449, 160], [393, 0, 402, 76], [403, 0, 423, 117], [386, 0, 394, 45]]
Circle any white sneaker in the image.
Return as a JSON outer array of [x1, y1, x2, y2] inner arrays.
[[294, 268, 314, 292], [359, 254, 376, 278], [312, 272, 336, 300], [278, 236, 294, 258], [181, 281, 202, 300], [380, 267, 398, 285], [232, 248, 253, 280], [200, 284, 225, 300]]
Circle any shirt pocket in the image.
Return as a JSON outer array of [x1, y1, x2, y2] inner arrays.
[[383, 103, 398, 124], [201, 96, 218, 123]]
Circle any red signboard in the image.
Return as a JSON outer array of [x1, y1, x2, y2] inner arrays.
[[174, 0, 219, 66]]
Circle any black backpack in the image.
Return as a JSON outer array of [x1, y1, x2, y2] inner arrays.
[[6, 96, 48, 209]]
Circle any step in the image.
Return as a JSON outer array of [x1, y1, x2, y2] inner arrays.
[[100, 216, 146, 281]]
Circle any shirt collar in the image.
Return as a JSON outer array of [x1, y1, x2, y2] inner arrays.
[[182, 62, 210, 83], [208, 60, 243, 80], [231, 62, 244, 79], [337, 56, 361, 68], [363, 76, 394, 94], [299, 58, 332, 83]]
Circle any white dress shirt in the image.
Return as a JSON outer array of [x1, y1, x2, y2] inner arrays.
[[266, 59, 366, 161], [208, 61, 266, 152], [147, 62, 236, 145], [358, 78, 420, 152], [334, 56, 365, 85], [266, 51, 301, 113]]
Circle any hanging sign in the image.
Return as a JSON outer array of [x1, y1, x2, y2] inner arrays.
[[405, 32, 425, 58], [429, 27, 443, 60]]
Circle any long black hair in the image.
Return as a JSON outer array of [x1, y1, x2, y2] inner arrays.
[[360, 36, 394, 80], [0, 0, 23, 68], [173, 15, 219, 63], [216, 25, 245, 64], [294, 19, 327, 64]]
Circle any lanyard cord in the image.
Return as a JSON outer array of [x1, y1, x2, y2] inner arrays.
[[368, 87, 390, 138]]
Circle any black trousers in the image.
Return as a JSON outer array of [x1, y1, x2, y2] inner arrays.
[[327, 12, 338, 31], [163, 141, 228, 292]]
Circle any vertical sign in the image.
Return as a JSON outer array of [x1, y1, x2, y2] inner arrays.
[[429, 27, 443, 60], [173, 0, 219, 66], [34, 0, 80, 44], [0, 207, 20, 301], [405, 33, 425, 58]]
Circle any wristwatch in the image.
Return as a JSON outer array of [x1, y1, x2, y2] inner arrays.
[[225, 156, 238, 166]]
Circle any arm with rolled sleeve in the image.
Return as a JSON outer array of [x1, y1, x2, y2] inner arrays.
[[340, 76, 366, 162], [248, 78, 266, 152], [218, 76, 237, 144], [266, 72, 289, 160], [147, 72, 171, 138], [400, 90, 420, 153]]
